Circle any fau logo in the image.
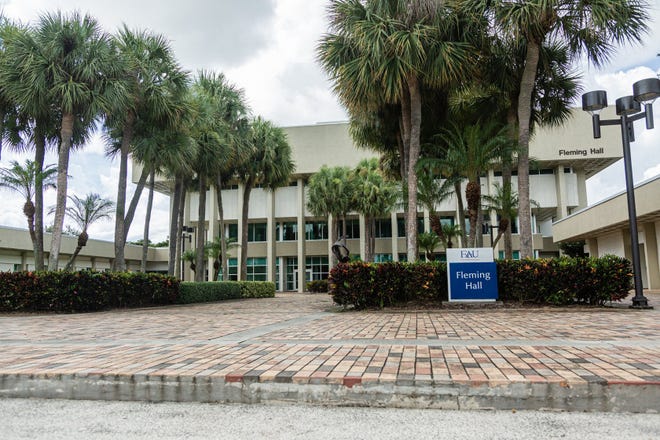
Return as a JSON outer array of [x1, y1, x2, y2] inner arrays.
[[460, 250, 479, 259]]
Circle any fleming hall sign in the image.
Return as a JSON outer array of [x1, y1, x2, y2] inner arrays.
[[446, 248, 498, 302]]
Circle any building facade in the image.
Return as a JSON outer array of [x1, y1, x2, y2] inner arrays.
[[177, 109, 622, 291]]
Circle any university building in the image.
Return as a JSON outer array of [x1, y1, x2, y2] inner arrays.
[[173, 108, 623, 291]]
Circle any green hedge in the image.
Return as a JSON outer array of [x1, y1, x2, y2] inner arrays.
[[328, 256, 632, 309], [307, 280, 328, 293], [178, 281, 242, 304], [0, 271, 179, 313], [239, 281, 276, 298]]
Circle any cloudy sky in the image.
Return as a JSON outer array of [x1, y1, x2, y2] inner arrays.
[[0, 0, 659, 243]]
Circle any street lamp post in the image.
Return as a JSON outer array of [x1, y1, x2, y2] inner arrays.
[[582, 77, 660, 309]]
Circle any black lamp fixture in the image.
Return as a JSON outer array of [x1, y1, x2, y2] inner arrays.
[[582, 77, 660, 309]]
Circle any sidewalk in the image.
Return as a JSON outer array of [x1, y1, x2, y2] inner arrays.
[[0, 292, 658, 412]]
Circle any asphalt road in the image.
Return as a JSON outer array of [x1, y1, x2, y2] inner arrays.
[[1, 398, 658, 440]]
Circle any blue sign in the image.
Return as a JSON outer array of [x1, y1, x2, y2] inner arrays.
[[448, 262, 498, 301]]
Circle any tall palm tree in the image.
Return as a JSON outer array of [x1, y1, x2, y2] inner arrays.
[[0, 159, 56, 266], [351, 158, 398, 262], [236, 117, 294, 280], [107, 26, 189, 271], [9, 11, 122, 270], [62, 193, 114, 271], [306, 165, 355, 261], [189, 71, 250, 282], [460, 0, 650, 258], [318, 0, 476, 262]]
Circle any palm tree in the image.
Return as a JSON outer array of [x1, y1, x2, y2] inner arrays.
[[8, 11, 122, 270], [0, 159, 56, 266], [107, 26, 189, 271], [306, 165, 355, 259], [414, 169, 457, 249], [61, 193, 114, 271], [205, 236, 239, 280], [318, 0, 476, 262], [418, 232, 441, 261], [351, 158, 398, 262], [460, 0, 650, 258], [431, 121, 509, 247], [441, 223, 462, 249], [236, 117, 294, 280], [190, 71, 251, 282], [483, 182, 538, 252]]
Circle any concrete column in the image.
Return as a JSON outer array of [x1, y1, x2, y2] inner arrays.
[[586, 238, 599, 258], [236, 183, 244, 280], [643, 223, 660, 289], [297, 178, 306, 293], [20, 252, 27, 271], [555, 166, 568, 219], [359, 214, 366, 261], [207, 185, 218, 281], [575, 169, 588, 210], [267, 189, 276, 285], [327, 214, 334, 267], [391, 212, 399, 261]]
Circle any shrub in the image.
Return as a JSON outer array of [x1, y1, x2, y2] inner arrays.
[[178, 281, 242, 304], [306, 279, 328, 293], [0, 271, 179, 313], [329, 256, 632, 309], [239, 281, 276, 298]]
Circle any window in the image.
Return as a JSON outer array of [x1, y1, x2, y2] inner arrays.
[[228, 258, 238, 281], [397, 217, 425, 237], [305, 221, 328, 240], [306, 256, 329, 281], [337, 218, 360, 239], [278, 222, 297, 241], [246, 257, 267, 281], [248, 223, 267, 242], [375, 219, 392, 238], [226, 224, 238, 240], [441, 216, 455, 226], [498, 250, 520, 260], [374, 254, 393, 263]]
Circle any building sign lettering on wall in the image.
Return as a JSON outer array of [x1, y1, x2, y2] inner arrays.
[[558, 147, 604, 157]]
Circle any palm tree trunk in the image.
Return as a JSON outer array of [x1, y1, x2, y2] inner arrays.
[[112, 113, 135, 271], [215, 176, 228, 281], [240, 179, 254, 281], [406, 75, 422, 262], [168, 175, 183, 276], [122, 167, 148, 243], [48, 112, 75, 271], [517, 39, 541, 259], [466, 179, 480, 248], [195, 176, 207, 282], [24, 201, 38, 263], [64, 244, 83, 271], [504, 109, 517, 259], [34, 134, 46, 271], [141, 171, 155, 272], [175, 184, 187, 279], [454, 180, 467, 247]]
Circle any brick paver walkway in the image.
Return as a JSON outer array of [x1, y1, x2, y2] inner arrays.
[[1, 292, 658, 410]]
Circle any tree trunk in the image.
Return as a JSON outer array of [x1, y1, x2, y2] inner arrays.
[[466, 180, 480, 248], [34, 134, 46, 271], [240, 179, 254, 281], [175, 184, 187, 280], [48, 112, 75, 271], [195, 176, 207, 282], [168, 176, 183, 276], [454, 180, 467, 247], [24, 200, 38, 264], [517, 39, 541, 259], [112, 112, 135, 272], [141, 171, 155, 273], [215, 176, 228, 281], [504, 109, 517, 259], [122, 167, 149, 243], [64, 231, 87, 271], [476, 204, 484, 248], [406, 75, 422, 262]]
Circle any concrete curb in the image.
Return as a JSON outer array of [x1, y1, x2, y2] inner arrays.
[[1, 373, 658, 413]]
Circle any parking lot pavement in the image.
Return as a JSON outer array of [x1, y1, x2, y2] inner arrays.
[[0, 292, 658, 412]]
